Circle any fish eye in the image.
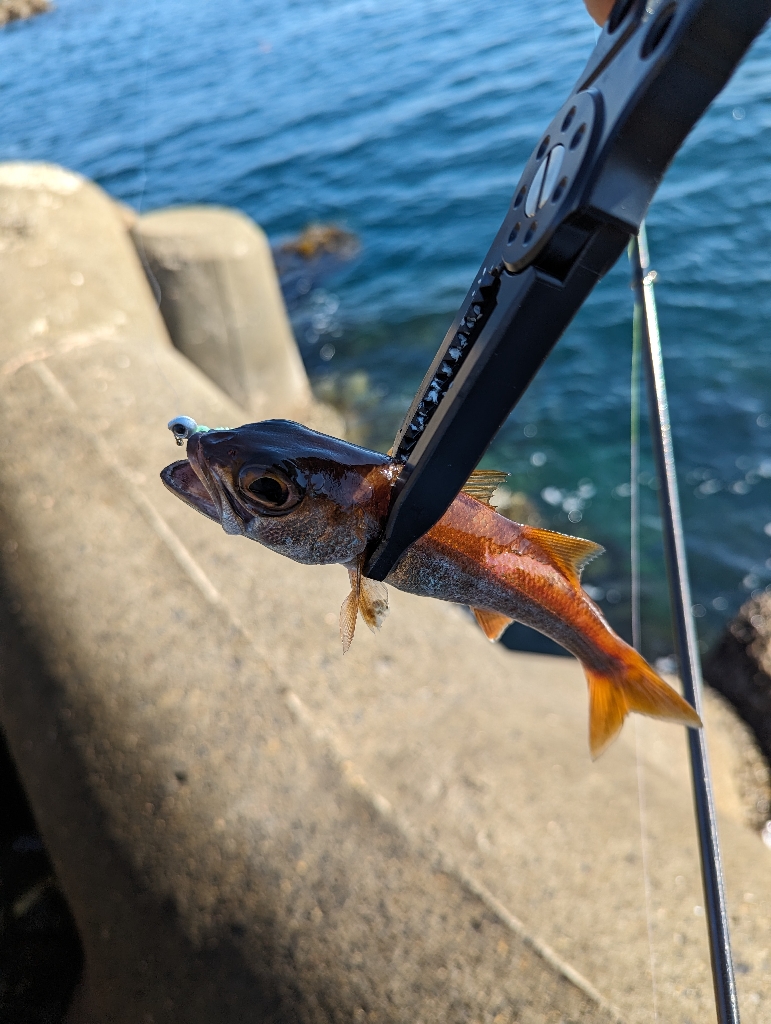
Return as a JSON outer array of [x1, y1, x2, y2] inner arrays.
[[236, 465, 303, 515]]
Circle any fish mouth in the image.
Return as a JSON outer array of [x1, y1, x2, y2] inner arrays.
[[164, 431, 248, 536], [187, 431, 248, 535], [161, 459, 221, 523]]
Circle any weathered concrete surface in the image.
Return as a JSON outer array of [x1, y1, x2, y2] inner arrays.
[[0, 162, 770, 1024], [131, 206, 312, 420], [0, 163, 614, 1023]]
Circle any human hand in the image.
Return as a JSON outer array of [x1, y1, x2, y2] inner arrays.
[[584, 0, 615, 25]]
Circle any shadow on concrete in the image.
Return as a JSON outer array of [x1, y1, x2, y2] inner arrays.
[[501, 622, 570, 658], [0, 727, 83, 1024]]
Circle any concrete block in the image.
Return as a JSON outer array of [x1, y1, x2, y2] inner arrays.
[[131, 206, 312, 419], [0, 162, 613, 1023], [1, 162, 770, 1024]]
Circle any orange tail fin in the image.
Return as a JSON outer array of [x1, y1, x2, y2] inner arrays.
[[585, 649, 702, 759]]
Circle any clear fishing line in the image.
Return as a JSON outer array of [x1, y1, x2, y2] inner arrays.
[[137, 24, 181, 407], [630, 292, 642, 654], [630, 234, 660, 1022]]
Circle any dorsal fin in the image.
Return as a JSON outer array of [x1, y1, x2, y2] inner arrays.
[[472, 607, 513, 642], [462, 469, 509, 506], [525, 526, 604, 585]]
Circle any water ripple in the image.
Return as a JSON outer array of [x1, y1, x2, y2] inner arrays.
[[1, 0, 770, 654]]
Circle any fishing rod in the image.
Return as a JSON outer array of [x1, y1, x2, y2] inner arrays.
[[359, 2, 771, 1020], [364, 0, 771, 580], [630, 225, 739, 1023]]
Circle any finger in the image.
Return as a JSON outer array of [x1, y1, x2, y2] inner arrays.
[[584, 0, 616, 25]]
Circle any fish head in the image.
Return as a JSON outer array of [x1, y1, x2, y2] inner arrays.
[[161, 419, 398, 565]]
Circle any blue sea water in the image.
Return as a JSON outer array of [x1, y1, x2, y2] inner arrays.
[[2, 0, 771, 657]]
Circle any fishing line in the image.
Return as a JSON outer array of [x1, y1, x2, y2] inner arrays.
[[135, 15, 181, 407], [629, 233, 659, 1022], [630, 288, 643, 651], [133, 49, 162, 314], [136, 22, 151, 221], [630, 294, 642, 654], [631, 226, 740, 1024]]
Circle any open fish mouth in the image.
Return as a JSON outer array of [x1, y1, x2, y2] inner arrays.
[[161, 459, 221, 523]]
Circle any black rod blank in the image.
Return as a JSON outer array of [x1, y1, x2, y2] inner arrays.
[[630, 226, 740, 1024]]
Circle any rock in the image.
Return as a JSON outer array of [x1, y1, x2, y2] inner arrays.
[[272, 223, 360, 308], [492, 486, 543, 527], [275, 223, 359, 262], [703, 592, 771, 781], [0, 0, 51, 26]]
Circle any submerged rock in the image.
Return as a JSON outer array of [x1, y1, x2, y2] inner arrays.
[[492, 485, 543, 527], [0, 0, 51, 27], [273, 223, 360, 307], [276, 223, 359, 261]]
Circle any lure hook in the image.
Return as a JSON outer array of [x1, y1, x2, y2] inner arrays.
[[168, 415, 200, 446]]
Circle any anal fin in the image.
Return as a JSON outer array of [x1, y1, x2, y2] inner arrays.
[[472, 607, 513, 642]]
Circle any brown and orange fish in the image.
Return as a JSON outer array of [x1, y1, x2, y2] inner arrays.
[[161, 418, 701, 757]]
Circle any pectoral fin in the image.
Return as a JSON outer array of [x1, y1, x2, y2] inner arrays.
[[525, 526, 604, 585], [339, 559, 390, 650], [339, 562, 361, 653], [359, 577, 389, 632], [472, 607, 513, 642]]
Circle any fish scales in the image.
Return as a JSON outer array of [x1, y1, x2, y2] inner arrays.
[[390, 494, 607, 668]]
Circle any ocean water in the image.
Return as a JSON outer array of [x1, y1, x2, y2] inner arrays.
[[2, 0, 771, 658]]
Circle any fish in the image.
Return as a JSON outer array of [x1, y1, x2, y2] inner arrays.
[[161, 418, 702, 758]]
